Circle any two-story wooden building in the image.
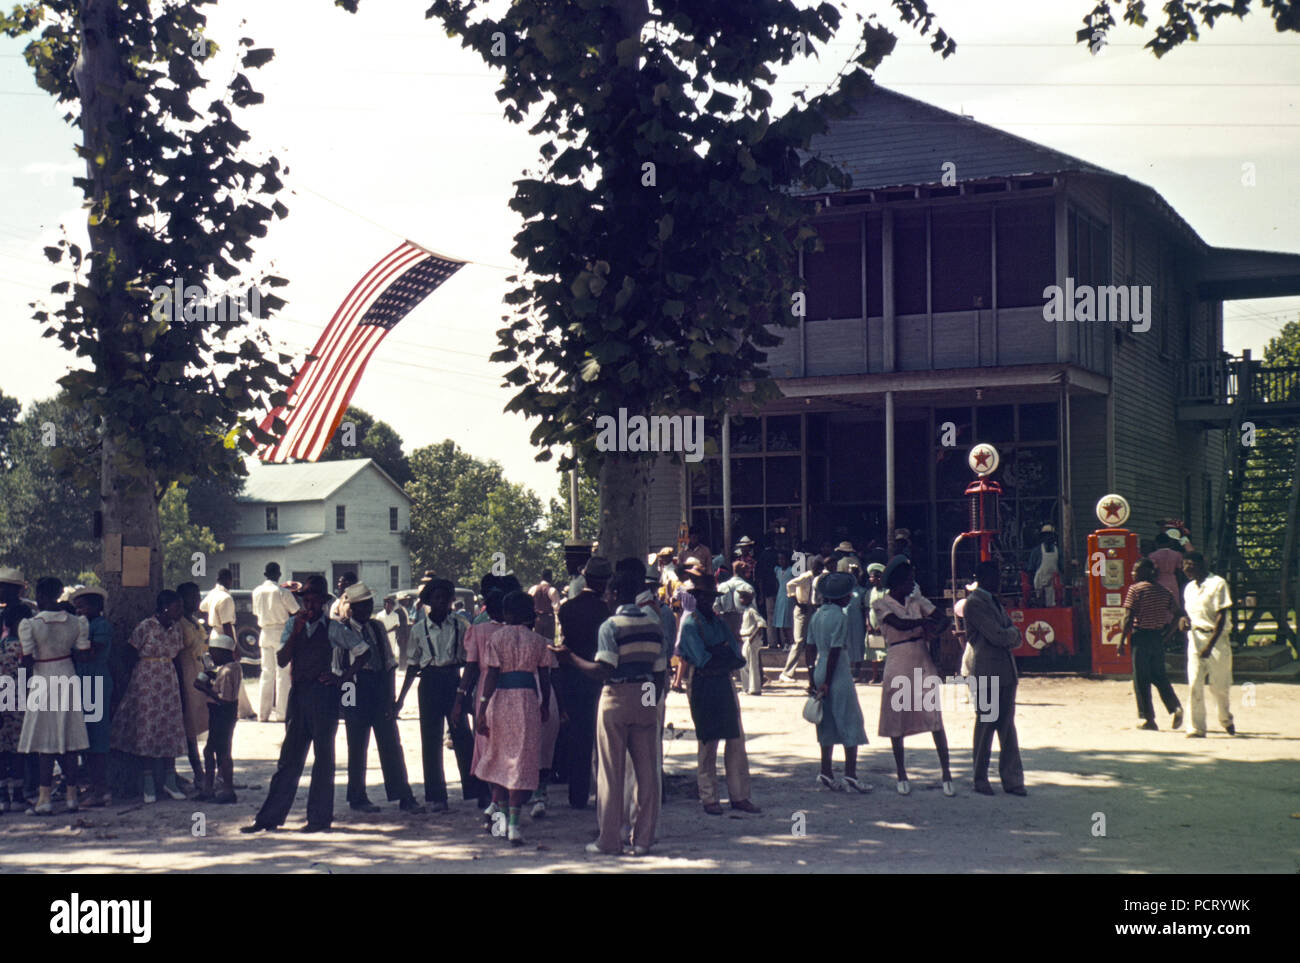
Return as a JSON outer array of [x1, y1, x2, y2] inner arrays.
[[210, 458, 412, 594], [645, 86, 1300, 603]]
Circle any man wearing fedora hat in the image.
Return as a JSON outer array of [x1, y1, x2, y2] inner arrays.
[[242, 574, 371, 833], [338, 582, 423, 814], [554, 556, 611, 809]]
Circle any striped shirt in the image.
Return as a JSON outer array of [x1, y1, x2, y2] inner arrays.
[[595, 604, 668, 680], [1123, 580, 1173, 630]]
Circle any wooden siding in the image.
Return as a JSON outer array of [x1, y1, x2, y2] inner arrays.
[[1068, 394, 1109, 562], [647, 454, 684, 548]]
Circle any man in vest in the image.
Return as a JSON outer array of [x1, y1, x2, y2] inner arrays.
[[396, 577, 478, 811], [241, 575, 370, 833], [252, 562, 299, 723], [338, 582, 423, 814], [552, 567, 669, 855]]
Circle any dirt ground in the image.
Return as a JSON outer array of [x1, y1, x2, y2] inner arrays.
[[1, 674, 1296, 874]]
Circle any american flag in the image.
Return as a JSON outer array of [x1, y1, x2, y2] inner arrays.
[[258, 241, 464, 463]]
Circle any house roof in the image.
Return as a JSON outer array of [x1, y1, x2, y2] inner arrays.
[[800, 85, 1114, 192], [237, 458, 409, 504], [1196, 247, 1300, 300], [223, 532, 325, 550]]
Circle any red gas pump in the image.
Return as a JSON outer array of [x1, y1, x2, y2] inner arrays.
[[950, 443, 1077, 660], [1088, 494, 1139, 675]]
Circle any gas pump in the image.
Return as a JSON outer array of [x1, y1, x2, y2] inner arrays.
[[949, 443, 1077, 661], [1088, 494, 1139, 675]]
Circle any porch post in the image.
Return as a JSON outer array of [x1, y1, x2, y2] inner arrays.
[[722, 411, 732, 562], [886, 389, 896, 549], [1059, 375, 1073, 578]]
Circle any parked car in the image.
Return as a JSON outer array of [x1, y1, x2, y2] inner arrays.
[[228, 589, 263, 674]]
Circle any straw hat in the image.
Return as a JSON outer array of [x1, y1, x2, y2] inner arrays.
[[342, 582, 373, 605], [71, 585, 107, 602], [835, 540, 856, 553], [0, 566, 25, 587]]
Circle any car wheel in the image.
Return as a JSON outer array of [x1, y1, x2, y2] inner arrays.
[[237, 627, 261, 663]]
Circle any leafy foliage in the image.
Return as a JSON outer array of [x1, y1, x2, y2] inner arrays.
[[159, 482, 222, 589], [1077, 0, 1300, 56], [0, 0, 293, 496], [318, 405, 413, 484]]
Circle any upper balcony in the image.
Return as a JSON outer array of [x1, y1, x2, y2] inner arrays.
[[1177, 351, 1300, 427]]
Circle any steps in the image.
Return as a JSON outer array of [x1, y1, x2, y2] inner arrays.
[[1165, 643, 1300, 683]]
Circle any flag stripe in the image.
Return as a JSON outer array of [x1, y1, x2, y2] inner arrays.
[[296, 324, 390, 459], [300, 327, 392, 461], [264, 246, 427, 461]]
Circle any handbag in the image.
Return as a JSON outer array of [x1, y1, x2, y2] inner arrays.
[[929, 626, 963, 678], [802, 693, 823, 725]]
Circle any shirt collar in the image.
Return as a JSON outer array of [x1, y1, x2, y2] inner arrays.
[[615, 603, 643, 615]]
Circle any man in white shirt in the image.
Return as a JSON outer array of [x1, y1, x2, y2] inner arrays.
[[199, 570, 237, 644], [780, 555, 823, 683], [252, 562, 299, 723], [379, 594, 409, 672], [1179, 552, 1235, 737]]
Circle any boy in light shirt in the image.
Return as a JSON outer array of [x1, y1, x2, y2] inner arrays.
[[737, 588, 767, 696]]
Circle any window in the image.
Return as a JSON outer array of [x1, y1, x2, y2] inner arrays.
[[804, 217, 862, 320], [228, 563, 241, 590], [390, 565, 400, 591], [389, 507, 399, 532], [1068, 208, 1110, 288], [996, 201, 1054, 308], [931, 208, 992, 312], [336, 505, 346, 530], [893, 210, 928, 314], [265, 506, 278, 532]]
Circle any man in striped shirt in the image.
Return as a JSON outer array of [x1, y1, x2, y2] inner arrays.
[[1118, 558, 1184, 732], [552, 568, 668, 856]]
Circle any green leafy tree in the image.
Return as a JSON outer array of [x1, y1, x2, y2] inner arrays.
[[318, 405, 412, 485], [0, 391, 21, 471], [405, 440, 555, 586], [1078, 0, 1300, 56], [0, 394, 99, 581], [3, 1, 292, 642], [159, 483, 222, 589]]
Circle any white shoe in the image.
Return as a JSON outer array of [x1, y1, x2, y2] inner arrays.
[[142, 790, 157, 804], [896, 779, 911, 796], [843, 776, 872, 794], [778, 673, 796, 684], [585, 841, 618, 856], [530, 799, 547, 820], [163, 785, 187, 801], [942, 780, 956, 797], [507, 823, 524, 846], [817, 773, 845, 791]]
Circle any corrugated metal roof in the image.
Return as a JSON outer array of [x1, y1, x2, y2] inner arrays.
[[799, 85, 1114, 193], [224, 532, 325, 549], [236, 458, 405, 504]]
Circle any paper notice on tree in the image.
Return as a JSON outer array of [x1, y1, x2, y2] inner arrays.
[[103, 533, 122, 573], [122, 546, 151, 587]]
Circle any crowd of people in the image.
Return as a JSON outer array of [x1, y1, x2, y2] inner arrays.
[[0, 515, 1237, 855]]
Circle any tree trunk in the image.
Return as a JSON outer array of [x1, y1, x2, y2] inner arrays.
[[597, 455, 649, 568], [78, 0, 161, 634], [100, 435, 163, 645]]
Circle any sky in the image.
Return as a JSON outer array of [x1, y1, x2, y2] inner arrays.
[[1, 0, 1298, 505]]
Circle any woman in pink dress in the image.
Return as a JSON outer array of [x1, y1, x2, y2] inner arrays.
[[475, 592, 554, 845], [109, 590, 188, 803], [872, 557, 955, 797], [452, 589, 506, 814]]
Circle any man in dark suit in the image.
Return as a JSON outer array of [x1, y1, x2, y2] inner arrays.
[[555, 556, 612, 808], [962, 560, 1027, 797]]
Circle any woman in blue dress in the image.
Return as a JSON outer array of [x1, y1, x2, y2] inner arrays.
[[772, 551, 794, 649], [806, 572, 869, 792], [72, 586, 113, 807]]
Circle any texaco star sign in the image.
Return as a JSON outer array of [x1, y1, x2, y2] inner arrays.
[[1025, 620, 1054, 649], [968, 443, 999, 476], [1095, 493, 1131, 527]]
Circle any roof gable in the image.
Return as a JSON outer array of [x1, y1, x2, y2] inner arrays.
[[802, 85, 1113, 193], [237, 458, 410, 504]]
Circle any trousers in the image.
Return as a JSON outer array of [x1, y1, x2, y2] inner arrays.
[[783, 605, 810, 676], [417, 665, 479, 803], [1187, 637, 1233, 733], [343, 669, 413, 804], [596, 682, 660, 852], [740, 635, 764, 694], [693, 678, 751, 805], [972, 680, 1024, 791], [1131, 629, 1181, 722], [555, 665, 600, 808], [255, 681, 340, 828], [258, 641, 292, 722]]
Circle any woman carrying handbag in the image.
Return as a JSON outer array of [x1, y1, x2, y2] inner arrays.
[[805, 572, 870, 792]]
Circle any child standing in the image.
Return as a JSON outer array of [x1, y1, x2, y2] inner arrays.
[[474, 591, 554, 846], [194, 636, 241, 803], [737, 588, 767, 695]]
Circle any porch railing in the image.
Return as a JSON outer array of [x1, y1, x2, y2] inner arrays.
[[1177, 351, 1300, 407]]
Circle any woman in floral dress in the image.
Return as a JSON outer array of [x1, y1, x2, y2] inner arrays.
[[452, 588, 506, 814], [110, 590, 188, 803], [475, 591, 554, 845]]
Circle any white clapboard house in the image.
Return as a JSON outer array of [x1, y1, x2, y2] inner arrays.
[[208, 458, 412, 593]]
